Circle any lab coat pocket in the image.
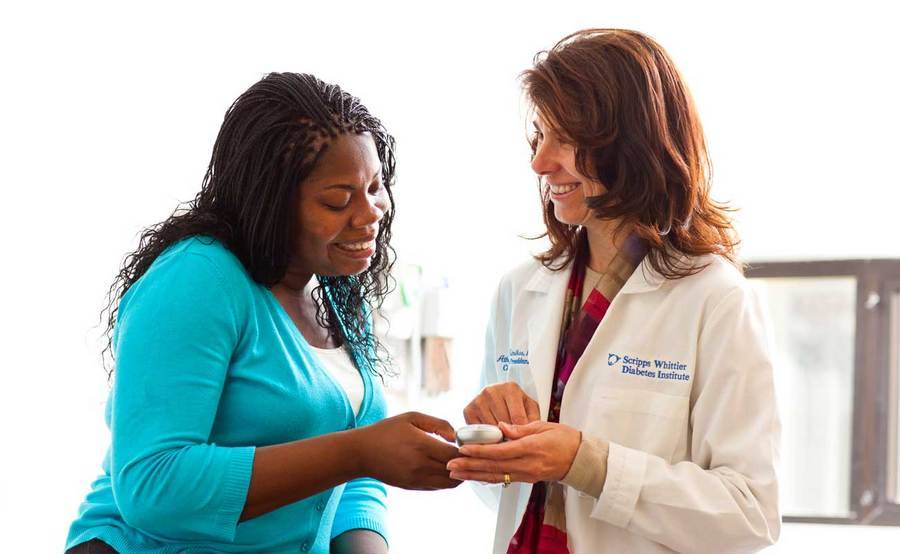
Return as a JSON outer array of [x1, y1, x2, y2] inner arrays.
[[588, 387, 689, 462]]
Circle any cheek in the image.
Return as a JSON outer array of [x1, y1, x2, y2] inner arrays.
[[373, 189, 391, 218], [297, 212, 345, 253], [552, 189, 592, 224], [581, 181, 606, 198]]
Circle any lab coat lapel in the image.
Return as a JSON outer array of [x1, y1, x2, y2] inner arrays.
[[564, 255, 656, 404], [526, 265, 571, 421]]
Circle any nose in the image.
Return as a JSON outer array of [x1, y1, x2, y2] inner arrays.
[[530, 138, 560, 177], [350, 193, 387, 229]]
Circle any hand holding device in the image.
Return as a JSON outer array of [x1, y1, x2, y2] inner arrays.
[[463, 382, 540, 426]]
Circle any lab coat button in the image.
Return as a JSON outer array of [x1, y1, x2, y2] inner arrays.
[[316, 499, 326, 511], [301, 541, 310, 552]]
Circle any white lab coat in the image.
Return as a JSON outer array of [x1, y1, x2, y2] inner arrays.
[[476, 254, 781, 554]]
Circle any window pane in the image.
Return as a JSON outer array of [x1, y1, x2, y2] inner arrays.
[[889, 289, 900, 503], [750, 276, 856, 517]]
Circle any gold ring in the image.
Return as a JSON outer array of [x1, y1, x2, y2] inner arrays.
[[503, 473, 511, 487]]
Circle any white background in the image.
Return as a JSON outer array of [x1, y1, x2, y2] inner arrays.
[[1, 1, 899, 552]]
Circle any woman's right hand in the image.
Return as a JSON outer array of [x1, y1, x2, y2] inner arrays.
[[463, 382, 541, 426], [353, 411, 461, 490]]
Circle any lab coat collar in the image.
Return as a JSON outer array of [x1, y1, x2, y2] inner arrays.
[[522, 254, 662, 420], [524, 255, 664, 296]]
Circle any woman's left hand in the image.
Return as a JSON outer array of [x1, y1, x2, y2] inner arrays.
[[446, 421, 581, 484]]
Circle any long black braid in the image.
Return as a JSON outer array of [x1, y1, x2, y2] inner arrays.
[[101, 73, 396, 378]]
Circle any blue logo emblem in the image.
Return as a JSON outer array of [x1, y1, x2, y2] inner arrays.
[[607, 353, 620, 366]]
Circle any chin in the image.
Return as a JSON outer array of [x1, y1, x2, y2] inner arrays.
[[337, 260, 372, 277], [553, 207, 587, 227]]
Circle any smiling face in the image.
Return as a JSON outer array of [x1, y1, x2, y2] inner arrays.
[[531, 114, 607, 227], [292, 132, 389, 278]]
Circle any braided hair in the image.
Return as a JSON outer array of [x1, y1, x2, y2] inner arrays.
[[101, 73, 396, 378]]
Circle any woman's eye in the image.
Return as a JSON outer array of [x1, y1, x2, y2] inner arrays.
[[322, 194, 352, 210], [368, 181, 383, 195]]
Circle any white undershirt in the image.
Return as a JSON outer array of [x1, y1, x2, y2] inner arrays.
[[310, 346, 364, 417]]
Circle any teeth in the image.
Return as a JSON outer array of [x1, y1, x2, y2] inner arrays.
[[550, 183, 579, 195], [338, 241, 374, 251]]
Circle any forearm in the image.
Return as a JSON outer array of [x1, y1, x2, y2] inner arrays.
[[331, 529, 389, 554], [241, 428, 365, 521], [595, 443, 779, 553]]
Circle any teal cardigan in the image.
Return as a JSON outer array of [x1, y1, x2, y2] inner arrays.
[[66, 237, 388, 553]]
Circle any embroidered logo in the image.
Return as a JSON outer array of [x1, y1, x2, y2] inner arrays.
[[496, 349, 529, 372], [606, 352, 691, 381]]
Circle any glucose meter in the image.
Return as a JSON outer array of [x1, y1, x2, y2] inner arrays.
[[455, 424, 504, 445]]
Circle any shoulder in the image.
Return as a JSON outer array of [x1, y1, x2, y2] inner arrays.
[[486, 258, 559, 323], [495, 257, 552, 296], [121, 236, 254, 316], [673, 254, 745, 291], [148, 236, 252, 290], [158, 236, 248, 277], [659, 254, 757, 315]]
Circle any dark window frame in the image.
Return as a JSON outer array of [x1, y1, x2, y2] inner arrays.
[[746, 259, 900, 526]]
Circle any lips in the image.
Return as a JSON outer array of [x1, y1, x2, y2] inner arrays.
[[335, 239, 375, 252], [333, 235, 377, 258], [548, 182, 581, 197]]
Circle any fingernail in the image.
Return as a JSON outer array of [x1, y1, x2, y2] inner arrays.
[[459, 447, 471, 456]]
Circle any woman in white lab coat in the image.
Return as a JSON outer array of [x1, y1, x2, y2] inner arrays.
[[447, 29, 781, 553]]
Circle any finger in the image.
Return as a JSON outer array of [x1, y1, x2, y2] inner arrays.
[[485, 389, 512, 424], [447, 456, 521, 475], [470, 397, 498, 425], [448, 470, 510, 484], [469, 401, 498, 426], [458, 439, 526, 461], [524, 396, 541, 422], [408, 412, 458, 444], [425, 463, 464, 490], [498, 421, 545, 440], [405, 471, 463, 491], [438, 477, 463, 489], [463, 404, 481, 425], [477, 407, 498, 425], [423, 474, 463, 490], [505, 393, 528, 426], [421, 435, 462, 463]]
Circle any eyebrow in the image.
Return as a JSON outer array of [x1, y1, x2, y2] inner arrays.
[[321, 168, 383, 191], [322, 184, 357, 192]]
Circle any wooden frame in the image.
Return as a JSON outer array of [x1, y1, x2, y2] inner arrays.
[[746, 259, 900, 526]]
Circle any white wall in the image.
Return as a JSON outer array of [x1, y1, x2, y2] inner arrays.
[[1, 1, 898, 551]]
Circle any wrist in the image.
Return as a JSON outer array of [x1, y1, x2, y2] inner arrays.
[[561, 434, 609, 498], [337, 427, 369, 480], [558, 428, 582, 480]]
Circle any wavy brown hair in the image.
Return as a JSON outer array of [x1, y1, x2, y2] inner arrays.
[[523, 28, 739, 277]]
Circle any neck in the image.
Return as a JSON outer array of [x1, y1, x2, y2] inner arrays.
[[273, 266, 315, 299], [583, 219, 629, 273]]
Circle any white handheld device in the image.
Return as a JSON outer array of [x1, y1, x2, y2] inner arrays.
[[455, 424, 504, 445]]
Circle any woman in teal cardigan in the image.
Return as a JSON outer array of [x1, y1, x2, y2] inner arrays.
[[65, 73, 460, 554]]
